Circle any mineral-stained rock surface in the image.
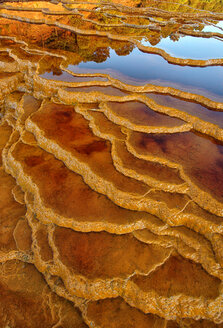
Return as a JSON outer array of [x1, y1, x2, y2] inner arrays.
[[0, 0, 223, 327]]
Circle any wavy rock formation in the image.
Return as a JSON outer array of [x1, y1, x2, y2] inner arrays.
[[0, 0, 223, 327]]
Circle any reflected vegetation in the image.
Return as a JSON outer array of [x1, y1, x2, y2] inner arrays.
[[68, 47, 223, 99], [0, 0, 223, 327]]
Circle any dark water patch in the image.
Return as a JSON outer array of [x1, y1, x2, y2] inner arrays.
[[130, 130, 223, 202], [147, 93, 223, 128], [41, 71, 108, 82], [107, 101, 185, 127]]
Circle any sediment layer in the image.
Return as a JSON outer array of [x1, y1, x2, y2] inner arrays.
[[0, 1, 223, 327]]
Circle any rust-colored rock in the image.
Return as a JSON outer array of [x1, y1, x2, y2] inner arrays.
[[0, 260, 87, 328], [0, 0, 223, 326]]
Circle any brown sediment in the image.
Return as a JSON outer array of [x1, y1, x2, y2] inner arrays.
[[24, 110, 222, 234], [0, 50, 19, 72], [0, 260, 87, 328], [52, 226, 171, 281], [57, 84, 223, 141], [123, 256, 223, 321], [84, 297, 223, 328], [0, 1, 223, 327], [147, 92, 223, 128], [84, 297, 165, 328], [106, 101, 185, 127], [75, 106, 188, 193], [4, 135, 223, 284], [12, 184, 25, 204], [126, 130, 223, 212], [100, 100, 191, 133], [25, 208, 223, 322], [0, 72, 23, 105], [0, 122, 12, 165], [13, 217, 32, 251], [132, 255, 221, 299], [25, 102, 223, 226], [0, 168, 26, 254]]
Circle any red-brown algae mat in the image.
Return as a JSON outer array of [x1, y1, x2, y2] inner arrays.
[[0, 0, 223, 327]]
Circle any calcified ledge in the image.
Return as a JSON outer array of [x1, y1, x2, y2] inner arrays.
[[0, 1, 223, 327], [0, 2, 223, 66], [1, 13, 223, 66]]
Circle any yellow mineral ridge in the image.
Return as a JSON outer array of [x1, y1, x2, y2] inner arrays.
[[0, 0, 223, 327]]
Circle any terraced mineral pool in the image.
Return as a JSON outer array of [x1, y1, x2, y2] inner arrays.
[[66, 47, 223, 100], [141, 35, 223, 59], [0, 0, 223, 327]]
